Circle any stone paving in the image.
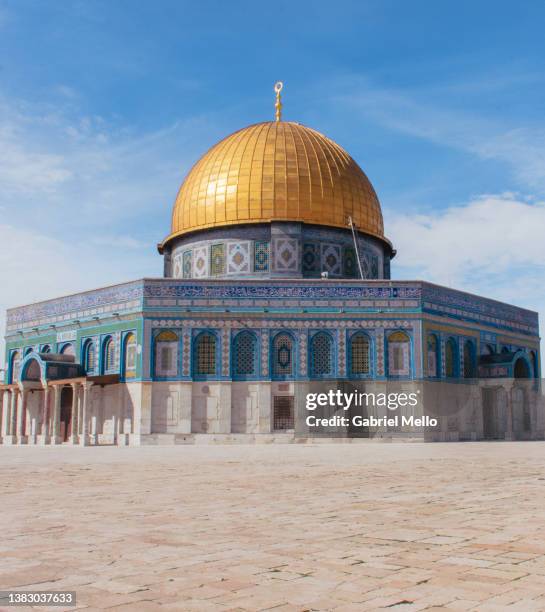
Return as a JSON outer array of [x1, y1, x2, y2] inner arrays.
[[1, 442, 545, 611]]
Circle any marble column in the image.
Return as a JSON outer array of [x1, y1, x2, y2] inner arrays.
[[70, 383, 80, 445], [16, 388, 28, 444], [80, 382, 93, 446], [52, 385, 62, 444], [39, 386, 51, 444], [4, 389, 19, 445], [0, 389, 5, 442]]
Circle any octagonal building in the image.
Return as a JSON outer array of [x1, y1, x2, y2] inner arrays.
[[1, 90, 541, 445]]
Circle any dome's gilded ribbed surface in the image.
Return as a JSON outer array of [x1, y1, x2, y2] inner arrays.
[[164, 121, 384, 245]]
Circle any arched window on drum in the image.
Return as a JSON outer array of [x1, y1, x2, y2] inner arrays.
[[154, 331, 179, 378], [387, 331, 410, 377], [123, 332, 137, 379]]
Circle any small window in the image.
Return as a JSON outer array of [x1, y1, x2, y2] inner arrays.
[[310, 332, 333, 377], [103, 337, 116, 373], [387, 331, 410, 377], [445, 338, 457, 377], [124, 332, 137, 378], [350, 334, 370, 376], [427, 334, 439, 377], [10, 350, 21, 384], [61, 343, 75, 356], [273, 396, 294, 430], [155, 330, 179, 377], [463, 340, 475, 378], [83, 340, 96, 373], [273, 333, 294, 378], [195, 332, 217, 376], [233, 332, 257, 378]]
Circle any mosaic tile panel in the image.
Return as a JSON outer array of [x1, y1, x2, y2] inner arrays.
[[210, 243, 226, 276], [298, 330, 307, 376], [182, 251, 192, 279], [172, 255, 183, 279], [254, 241, 270, 272], [302, 242, 319, 274], [222, 328, 230, 376], [273, 238, 298, 272], [227, 242, 250, 274], [343, 247, 357, 278], [321, 244, 342, 276], [375, 329, 385, 376], [261, 330, 269, 376], [338, 330, 346, 376], [192, 246, 209, 278], [182, 329, 191, 376]]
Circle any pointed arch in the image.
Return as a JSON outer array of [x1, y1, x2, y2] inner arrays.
[[123, 332, 137, 379], [101, 336, 116, 374], [154, 330, 179, 378], [193, 331, 218, 378], [82, 339, 96, 374], [387, 331, 411, 377], [310, 332, 334, 378], [232, 331, 258, 379], [350, 332, 371, 377], [427, 333, 440, 378], [445, 337, 458, 378], [463, 340, 476, 378], [9, 350, 21, 384], [272, 332, 295, 379]]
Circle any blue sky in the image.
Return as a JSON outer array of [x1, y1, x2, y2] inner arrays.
[[1, 0, 545, 364]]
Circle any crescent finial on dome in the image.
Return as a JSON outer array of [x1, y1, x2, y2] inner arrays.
[[274, 81, 283, 121]]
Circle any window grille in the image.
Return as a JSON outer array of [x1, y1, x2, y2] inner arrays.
[[273, 333, 293, 377], [273, 396, 294, 430], [10, 351, 21, 383], [445, 338, 457, 377], [196, 333, 217, 376], [387, 331, 410, 376], [234, 332, 256, 376], [154, 330, 179, 377], [463, 341, 474, 378], [84, 341, 96, 373], [427, 334, 438, 377], [311, 333, 332, 376], [104, 338, 116, 372], [125, 333, 137, 377], [351, 334, 370, 375]]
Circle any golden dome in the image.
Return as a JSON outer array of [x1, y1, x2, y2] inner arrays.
[[162, 121, 386, 248]]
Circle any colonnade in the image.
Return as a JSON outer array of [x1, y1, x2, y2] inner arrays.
[[0, 380, 93, 445]]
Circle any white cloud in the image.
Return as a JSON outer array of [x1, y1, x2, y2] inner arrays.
[[0, 222, 161, 369], [336, 80, 545, 192], [0, 91, 226, 370], [387, 194, 545, 362]]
